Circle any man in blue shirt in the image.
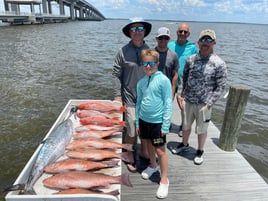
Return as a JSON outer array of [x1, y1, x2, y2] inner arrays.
[[168, 23, 198, 136], [168, 23, 198, 82]]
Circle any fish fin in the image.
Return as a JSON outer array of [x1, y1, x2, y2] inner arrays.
[[122, 143, 134, 151], [120, 152, 131, 163], [120, 173, 133, 187], [120, 106, 126, 112]]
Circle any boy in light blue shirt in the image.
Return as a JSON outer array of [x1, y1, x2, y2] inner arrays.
[[136, 49, 172, 199]]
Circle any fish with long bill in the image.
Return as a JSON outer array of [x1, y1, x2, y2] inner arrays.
[[4, 107, 77, 194]]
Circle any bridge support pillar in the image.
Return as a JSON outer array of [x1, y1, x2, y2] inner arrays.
[[70, 3, 75, 20], [42, 0, 47, 14], [59, 0, 64, 15]]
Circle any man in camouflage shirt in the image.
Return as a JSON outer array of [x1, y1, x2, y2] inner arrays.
[[171, 29, 227, 165]]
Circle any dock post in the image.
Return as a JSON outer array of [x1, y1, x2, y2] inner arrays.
[[219, 85, 250, 151]]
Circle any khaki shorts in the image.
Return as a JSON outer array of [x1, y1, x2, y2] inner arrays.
[[181, 101, 212, 134], [124, 106, 136, 138]]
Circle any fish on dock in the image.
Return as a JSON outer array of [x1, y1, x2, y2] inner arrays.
[[75, 124, 124, 132], [79, 116, 126, 127], [53, 188, 120, 196], [72, 128, 121, 139], [66, 148, 130, 162], [44, 158, 119, 173], [66, 138, 133, 151], [43, 171, 133, 190], [77, 101, 126, 113], [4, 107, 76, 194], [76, 109, 115, 119]]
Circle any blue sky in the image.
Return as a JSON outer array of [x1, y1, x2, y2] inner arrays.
[[88, 0, 268, 24], [1, 0, 267, 24]]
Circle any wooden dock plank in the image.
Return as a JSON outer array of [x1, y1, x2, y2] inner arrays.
[[121, 100, 268, 201]]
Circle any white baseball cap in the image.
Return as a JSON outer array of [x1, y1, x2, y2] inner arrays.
[[156, 27, 170, 38]]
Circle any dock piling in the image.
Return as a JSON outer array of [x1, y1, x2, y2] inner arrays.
[[219, 85, 251, 151]]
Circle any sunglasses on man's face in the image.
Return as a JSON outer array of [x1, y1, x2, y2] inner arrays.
[[142, 61, 157, 67], [199, 37, 214, 43], [158, 36, 170, 40], [177, 30, 188, 34], [130, 26, 145, 33]]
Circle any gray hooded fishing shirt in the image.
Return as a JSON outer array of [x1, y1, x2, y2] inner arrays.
[[180, 52, 227, 106], [112, 41, 150, 107]]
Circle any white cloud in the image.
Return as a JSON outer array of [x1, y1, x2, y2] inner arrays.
[[183, 0, 206, 7], [79, 0, 268, 23]]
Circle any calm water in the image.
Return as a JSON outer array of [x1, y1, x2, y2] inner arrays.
[[0, 19, 267, 200]]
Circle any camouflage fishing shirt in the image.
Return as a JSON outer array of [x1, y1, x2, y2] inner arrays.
[[179, 52, 227, 106]]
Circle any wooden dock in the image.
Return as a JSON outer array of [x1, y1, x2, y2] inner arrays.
[[121, 100, 268, 201]]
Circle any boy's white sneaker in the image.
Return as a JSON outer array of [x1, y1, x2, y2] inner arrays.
[[156, 179, 169, 199]]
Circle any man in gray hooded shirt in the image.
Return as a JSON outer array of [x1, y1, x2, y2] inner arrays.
[[112, 17, 152, 172]]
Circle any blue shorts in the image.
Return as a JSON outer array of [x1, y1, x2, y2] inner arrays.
[[139, 118, 166, 147]]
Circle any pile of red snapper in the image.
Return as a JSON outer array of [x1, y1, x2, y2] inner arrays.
[[42, 101, 132, 196]]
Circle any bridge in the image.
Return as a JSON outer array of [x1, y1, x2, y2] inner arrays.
[[0, 0, 105, 24]]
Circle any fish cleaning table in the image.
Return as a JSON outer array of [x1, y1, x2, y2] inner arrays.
[[5, 99, 124, 201]]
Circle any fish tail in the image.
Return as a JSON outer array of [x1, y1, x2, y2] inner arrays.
[[3, 184, 36, 195], [120, 105, 126, 112], [120, 152, 131, 163], [112, 127, 123, 133], [108, 189, 120, 196], [110, 160, 120, 167], [103, 159, 120, 168], [120, 173, 133, 187], [3, 184, 25, 193], [117, 121, 126, 127], [122, 143, 134, 151]]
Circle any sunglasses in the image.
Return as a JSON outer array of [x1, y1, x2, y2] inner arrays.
[[199, 37, 214, 43], [178, 30, 188, 34], [158, 36, 170, 40], [142, 61, 157, 67], [130, 26, 145, 33]]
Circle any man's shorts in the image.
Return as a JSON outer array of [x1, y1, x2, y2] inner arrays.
[[139, 118, 166, 147], [124, 106, 136, 138], [181, 100, 212, 134]]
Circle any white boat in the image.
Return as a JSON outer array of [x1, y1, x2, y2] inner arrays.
[[5, 99, 123, 201]]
